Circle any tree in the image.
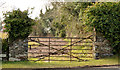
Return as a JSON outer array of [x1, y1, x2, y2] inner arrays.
[[32, 3, 63, 37], [3, 9, 35, 60], [85, 2, 120, 53], [32, 2, 93, 37], [4, 9, 35, 41], [55, 2, 93, 37]]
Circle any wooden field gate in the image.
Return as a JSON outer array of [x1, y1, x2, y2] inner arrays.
[[28, 35, 95, 62]]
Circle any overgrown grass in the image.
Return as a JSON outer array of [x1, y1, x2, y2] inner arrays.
[[2, 55, 119, 68]]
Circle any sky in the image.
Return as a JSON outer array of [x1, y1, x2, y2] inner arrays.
[[0, 0, 119, 21], [0, 0, 52, 20]]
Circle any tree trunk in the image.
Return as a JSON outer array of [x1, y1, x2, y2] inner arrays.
[[6, 38, 9, 61]]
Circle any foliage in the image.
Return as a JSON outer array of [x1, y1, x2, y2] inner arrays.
[[3, 9, 35, 41], [60, 2, 93, 37], [85, 2, 120, 53], [2, 39, 8, 53], [31, 18, 47, 36], [52, 2, 93, 37], [31, 2, 93, 37], [31, 7, 57, 36]]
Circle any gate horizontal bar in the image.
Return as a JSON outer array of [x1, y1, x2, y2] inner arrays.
[[28, 41, 92, 43], [29, 60, 78, 61], [50, 56, 70, 57], [72, 53, 92, 54], [28, 47, 49, 50], [28, 37, 91, 39], [79, 56, 93, 58], [29, 56, 93, 58], [28, 45, 48, 47], [28, 52, 49, 53], [39, 60, 77, 61], [28, 52, 93, 54], [29, 56, 70, 58], [28, 45, 92, 46], [28, 48, 92, 50], [50, 56, 93, 58]]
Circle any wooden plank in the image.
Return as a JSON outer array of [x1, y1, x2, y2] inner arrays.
[[28, 52, 49, 54], [70, 38, 72, 62], [29, 55, 48, 58], [72, 53, 92, 54], [68, 49, 92, 50], [28, 36, 91, 39], [29, 60, 77, 61], [50, 56, 70, 57], [28, 45, 48, 47], [40, 60, 77, 61], [28, 45, 93, 46], [79, 56, 93, 58], [28, 41, 92, 43], [28, 47, 48, 50], [28, 48, 92, 50], [29, 56, 93, 58]]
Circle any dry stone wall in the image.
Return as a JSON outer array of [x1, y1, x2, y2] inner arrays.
[[1, 32, 114, 61], [9, 39, 28, 61], [95, 32, 113, 58]]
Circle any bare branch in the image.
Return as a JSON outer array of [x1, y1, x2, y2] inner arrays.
[[0, 2, 6, 7]]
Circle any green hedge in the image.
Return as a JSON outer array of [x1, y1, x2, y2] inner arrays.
[[2, 39, 8, 54], [85, 2, 120, 53]]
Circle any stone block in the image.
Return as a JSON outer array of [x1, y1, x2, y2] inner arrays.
[[0, 54, 6, 57], [9, 58, 21, 61]]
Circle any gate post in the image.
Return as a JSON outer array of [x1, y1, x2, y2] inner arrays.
[[70, 38, 72, 62], [93, 27, 99, 59]]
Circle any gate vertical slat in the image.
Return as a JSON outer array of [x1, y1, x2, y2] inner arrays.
[[70, 38, 72, 62], [30, 45, 31, 50], [48, 38, 50, 62]]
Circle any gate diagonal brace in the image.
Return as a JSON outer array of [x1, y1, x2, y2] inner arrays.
[[28, 35, 93, 62]]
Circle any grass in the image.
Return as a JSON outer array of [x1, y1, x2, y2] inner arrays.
[[2, 55, 119, 68]]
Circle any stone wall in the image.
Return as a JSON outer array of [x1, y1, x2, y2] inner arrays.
[[9, 39, 28, 61], [95, 32, 113, 58]]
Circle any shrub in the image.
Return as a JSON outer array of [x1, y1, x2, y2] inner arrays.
[[85, 2, 120, 53], [2, 39, 8, 54], [4, 9, 35, 42]]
